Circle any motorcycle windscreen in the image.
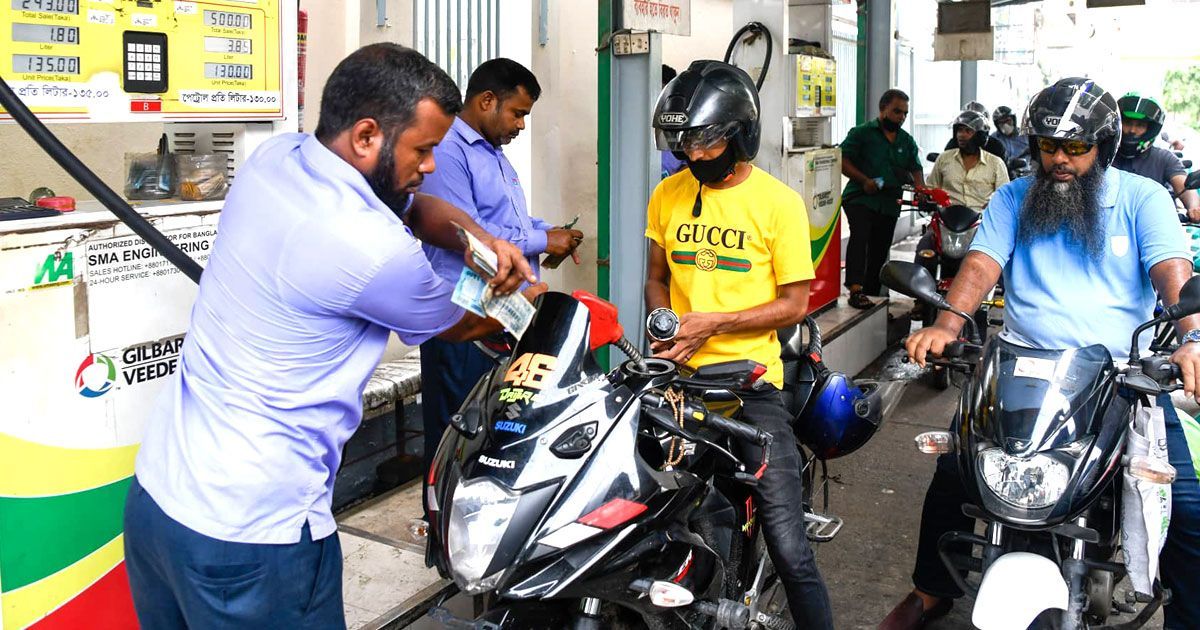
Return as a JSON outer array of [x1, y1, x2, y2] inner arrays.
[[463, 292, 609, 484], [969, 337, 1116, 456]]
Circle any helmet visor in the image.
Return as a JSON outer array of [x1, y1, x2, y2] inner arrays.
[[655, 122, 739, 153]]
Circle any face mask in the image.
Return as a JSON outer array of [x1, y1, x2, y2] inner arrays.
[[686, 144, 738, 185], [1000, 122, 1016, 136], [880, 118, 901, 132]]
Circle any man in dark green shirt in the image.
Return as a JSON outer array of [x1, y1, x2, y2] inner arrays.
[[840, 89, 925, 308]]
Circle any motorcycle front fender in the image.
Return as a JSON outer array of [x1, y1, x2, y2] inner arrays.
[[971, 552, 1068, 630]]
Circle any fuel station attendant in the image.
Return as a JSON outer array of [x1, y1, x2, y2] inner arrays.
[[124, 44, 542, 629]]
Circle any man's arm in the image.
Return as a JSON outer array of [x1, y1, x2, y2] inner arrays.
[[1149, 258, 1200, 400], [911, 169, 926, 188], [1168, 172, 1200, 221], [404, 193, 536, 293], [653, 281, 810, 362], [645, 240, 672, 314], [842, 156, 879, 194], [905, 251, 1002, 366]]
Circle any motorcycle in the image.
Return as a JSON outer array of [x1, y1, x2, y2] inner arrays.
[[900, 182, 998, 389], [881, 260, 1200, 629], [423, 290, 876, 629]]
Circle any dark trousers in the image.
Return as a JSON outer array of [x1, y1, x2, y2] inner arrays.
[[910, 395, 1200, 629], [843, 202, 898, 296], [739, 389, 835, 629], [419, 336, 493, 473], [124, 478, 345, 629]]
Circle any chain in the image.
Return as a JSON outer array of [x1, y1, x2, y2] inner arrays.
[[662, 387, 687, 468]]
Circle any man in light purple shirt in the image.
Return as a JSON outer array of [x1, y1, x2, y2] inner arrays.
[[125, 44, 543, 629], [418, 58, 583, 476]]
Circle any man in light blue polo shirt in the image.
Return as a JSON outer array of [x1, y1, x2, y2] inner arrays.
[[125, 44, 542, 629], [418, 58, 583, 473], [883, 78, 1200, 630]]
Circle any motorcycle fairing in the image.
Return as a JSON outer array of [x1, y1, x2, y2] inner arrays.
[[940, 204, 981, 232]]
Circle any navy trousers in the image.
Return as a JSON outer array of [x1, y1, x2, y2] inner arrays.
[[124, 479, 345, 629], [418, 336, 493, 472], [911, 394, 1200, 629]]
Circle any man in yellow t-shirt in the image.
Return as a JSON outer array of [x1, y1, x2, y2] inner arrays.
[[645, 60, 832, 629]]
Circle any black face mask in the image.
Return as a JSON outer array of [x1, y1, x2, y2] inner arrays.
[[880, 118, 901, 133], [687, 144, 738, 185]]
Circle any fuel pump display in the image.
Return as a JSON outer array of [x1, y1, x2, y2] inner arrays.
[[2, 0, 283, 121]]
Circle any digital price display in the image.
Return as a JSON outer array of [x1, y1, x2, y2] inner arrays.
[[11, 0, 78, 14], [204, 36, 251, 54], [204, 62, 252, 80], [13, 53, 79, 74], [12, 24, 79, 44], [204, 10, 252, 30]]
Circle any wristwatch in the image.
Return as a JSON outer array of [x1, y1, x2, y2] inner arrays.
[[1182, 329, 1200, 345]]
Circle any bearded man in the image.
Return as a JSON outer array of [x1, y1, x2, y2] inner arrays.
[[880, 78, 1200, 630]]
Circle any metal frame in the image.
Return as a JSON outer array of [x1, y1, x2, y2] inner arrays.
[[413, 0, 499, 89]]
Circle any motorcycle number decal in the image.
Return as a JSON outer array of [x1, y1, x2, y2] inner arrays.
[[505, 353, 558, 390], [1013, 356, 1056, 381]]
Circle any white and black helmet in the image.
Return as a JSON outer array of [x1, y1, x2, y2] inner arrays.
[[952, 109, 991, 150], [1020, 77, 1122, 167]]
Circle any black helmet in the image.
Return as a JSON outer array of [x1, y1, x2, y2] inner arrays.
[[1117, 92, 1166, 158], [952, 110, 990, 150], [653, 60, 761, 161], [1020, 77, 1122, 168], [963, 101, 988, 117], [992, 105, 1016, 128]]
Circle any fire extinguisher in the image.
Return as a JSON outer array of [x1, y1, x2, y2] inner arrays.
[[298, 7, 308, 131]]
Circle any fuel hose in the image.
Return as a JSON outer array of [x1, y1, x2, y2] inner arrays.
[[724, 21, 772, 92], [0, 76, 204, 283]]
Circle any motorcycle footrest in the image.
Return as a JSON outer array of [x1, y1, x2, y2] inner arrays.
[[804, 511, 843, 542], [753, 609, 796, 630]]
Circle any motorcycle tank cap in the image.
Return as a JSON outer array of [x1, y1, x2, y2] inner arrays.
[[1116, 92, 1166, 159], [652, 60, 761, 217], [1020, 77, 1122, 168]]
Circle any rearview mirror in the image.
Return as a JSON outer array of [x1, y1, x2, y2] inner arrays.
[[926, 152, 940, 163], [573, 290, 625, 351], [879, 261, 948, 309], [1009, 158, 1029, 170], [1164, 275, 1200, 321], [1186, 170, 1200, 191]]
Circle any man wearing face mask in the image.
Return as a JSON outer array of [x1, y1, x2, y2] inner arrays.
[[418, 58, 584, 475], [648, 60, 833, 629], [882, 77, 1200, 630], [841, 89, 926, 309], [991, 105, 1028, 166], [125, 44, 544, 628]]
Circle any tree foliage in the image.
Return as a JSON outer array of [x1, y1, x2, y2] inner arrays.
[[1163, 66, 1200, 133]]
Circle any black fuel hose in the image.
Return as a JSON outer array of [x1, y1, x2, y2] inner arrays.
[[0, 76, 204, 283], [724, 21, 772, 92]]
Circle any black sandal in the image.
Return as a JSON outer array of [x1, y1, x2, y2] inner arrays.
[[848, 291, 873, 310]]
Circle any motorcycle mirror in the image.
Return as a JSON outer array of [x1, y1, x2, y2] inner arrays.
[[572, 290, 625, 351], [878, 261, 949, 309], [1009, 158, 1029, 170], [1183, 159, 1194, 171], [926, 152, 940, 163], [1186, 170, 1200, 191], [1163, 275, 1200, 321]]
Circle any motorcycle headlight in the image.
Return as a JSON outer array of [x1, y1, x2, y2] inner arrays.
[[447, 478, 521, 593], [939, 225, 978, 258], [978, 448, 1070, 509]]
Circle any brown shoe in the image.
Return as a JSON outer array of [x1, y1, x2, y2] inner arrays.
[[878, 593, 952, 630]]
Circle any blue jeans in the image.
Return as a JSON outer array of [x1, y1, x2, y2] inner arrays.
[[910, 395, 1200, 629], [124, 478, 345, 629]]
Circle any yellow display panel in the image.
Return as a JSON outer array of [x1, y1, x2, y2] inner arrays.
[[795, 53, 836, 118], [2, 0, 284, 122]]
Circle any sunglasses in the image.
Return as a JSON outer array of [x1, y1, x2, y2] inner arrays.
[[1036, 137, 1094, 157]]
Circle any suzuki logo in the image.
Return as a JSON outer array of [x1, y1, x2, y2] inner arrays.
[[479, 455, 516, 469], [658, 112, 688, 126]]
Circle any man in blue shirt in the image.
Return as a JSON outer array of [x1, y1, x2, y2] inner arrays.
[[419, 58, 583, 473], [126, 44, 542, 629], [883, 79, 1200, 630]]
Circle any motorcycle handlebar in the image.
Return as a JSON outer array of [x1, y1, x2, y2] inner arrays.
[[641, 392, 773, 447]]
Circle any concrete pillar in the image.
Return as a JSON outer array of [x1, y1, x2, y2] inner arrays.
[[865, 0, 894, 117], [960, 60, 978, 109]]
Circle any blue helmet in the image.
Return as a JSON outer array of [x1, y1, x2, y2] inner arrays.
[[797, 372, 883, 460]]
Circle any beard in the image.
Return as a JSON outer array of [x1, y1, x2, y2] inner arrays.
[[367, 131, 422, 213], [1017, 160, 1107, 261]]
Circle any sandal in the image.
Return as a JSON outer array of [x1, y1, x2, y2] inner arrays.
[[848, 291, 873, 310]]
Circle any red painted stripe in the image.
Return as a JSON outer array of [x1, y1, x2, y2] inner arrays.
[[30, 562, 138, 630]]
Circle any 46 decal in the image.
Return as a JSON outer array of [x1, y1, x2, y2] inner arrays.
[[504, 352, 558, 390]]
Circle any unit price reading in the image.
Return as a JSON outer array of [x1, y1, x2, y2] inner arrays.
[[204, 37, 251, 54], [12, 24, 79, 44], [12, 0, 78, 13], [204, 63, 252, 80], [203, 10, 251, 29], [13, 54, 79, 74]]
